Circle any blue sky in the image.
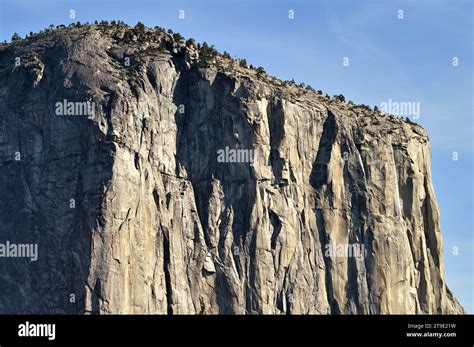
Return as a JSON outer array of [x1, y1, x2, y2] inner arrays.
[[1, 0, 472, 312]]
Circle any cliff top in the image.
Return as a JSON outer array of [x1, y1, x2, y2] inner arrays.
[[1, 21, 427, 141]]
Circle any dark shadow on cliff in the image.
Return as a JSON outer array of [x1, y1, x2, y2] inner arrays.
[[172, 60, 258, 314], [309, 108, 341, 314], [0, 42, 116, 313]]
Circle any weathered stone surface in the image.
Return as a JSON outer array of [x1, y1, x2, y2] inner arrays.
[[0, 24, 464, 314]]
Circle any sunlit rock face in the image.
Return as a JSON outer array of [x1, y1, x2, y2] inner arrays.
[[0, 25, 464, 314]]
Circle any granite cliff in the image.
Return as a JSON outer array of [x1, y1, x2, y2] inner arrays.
[[0, 23, 464, 314]]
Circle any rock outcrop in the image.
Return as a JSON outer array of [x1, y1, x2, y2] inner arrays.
[[0, 24, 464, 314]]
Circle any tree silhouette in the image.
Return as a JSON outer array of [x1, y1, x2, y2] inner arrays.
[[11, 33, 21, 41], [185, 38, 196, 48]]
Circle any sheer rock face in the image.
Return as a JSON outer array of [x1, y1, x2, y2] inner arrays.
[[0, 26, 464, 314]]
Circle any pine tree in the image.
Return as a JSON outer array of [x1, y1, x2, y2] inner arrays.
[[256, 67, 266, 76], [172, 32, 184, 43], [185, 38, 196, 48], [11, 33, 21, 41]]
